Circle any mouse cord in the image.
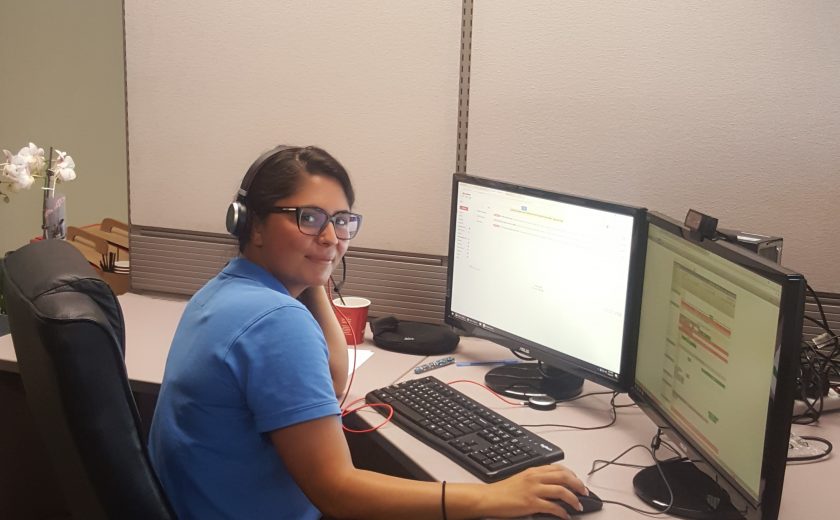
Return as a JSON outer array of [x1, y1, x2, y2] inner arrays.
[[587, 439, 675, 517], [518, 392, 622, 431]]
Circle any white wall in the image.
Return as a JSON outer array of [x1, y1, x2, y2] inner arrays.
[[468, 1, 840, 291], [0, 0, 128, 256], [124, 0, 462, 255], [124, 1, 840, 291]]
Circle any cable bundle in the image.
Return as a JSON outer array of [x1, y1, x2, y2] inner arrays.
[[793, 285, 840, 424]]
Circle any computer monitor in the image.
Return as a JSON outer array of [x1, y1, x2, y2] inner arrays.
[[631, 212, 805, 520], [444, 174, 647, 399]]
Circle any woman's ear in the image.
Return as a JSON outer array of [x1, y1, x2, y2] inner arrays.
[[249, 215, 265, 248]]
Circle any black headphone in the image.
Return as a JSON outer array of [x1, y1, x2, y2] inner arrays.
[[225, 145, 295, 237]]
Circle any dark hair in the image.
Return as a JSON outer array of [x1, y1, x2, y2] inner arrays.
[[237, 146, 355, 252]]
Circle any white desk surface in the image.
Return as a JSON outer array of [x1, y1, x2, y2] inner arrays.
[[0, 292, 427, 395], [355, 335, 840, 519], [0, 327, 17, 373], [2, 293, 837, 518]]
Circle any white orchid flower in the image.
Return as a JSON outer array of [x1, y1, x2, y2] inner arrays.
[[9, 151, 31, 173], [2, 163, 15, 178], [56, 165, 76, 182], [1, 151, 35, 191], [17, 142, 47, 176], [54, 150, 77, 182], [1, 142, 77, 203], [2, 162, 21, 186], [9, 169, 35, 191], [2, 150, 15, 177]]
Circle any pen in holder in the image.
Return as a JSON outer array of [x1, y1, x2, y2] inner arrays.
[[99, 251, 130, 295], [99, 252, 116, 273]]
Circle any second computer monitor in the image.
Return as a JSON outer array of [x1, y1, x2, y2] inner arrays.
[[631, 212, 805, 519], [445, 174, 647, 397]]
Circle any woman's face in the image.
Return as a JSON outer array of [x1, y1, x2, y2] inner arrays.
[[246, 173, 350, 297]]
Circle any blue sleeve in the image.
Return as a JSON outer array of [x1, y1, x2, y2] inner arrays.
[[224, 304, 341, 433]]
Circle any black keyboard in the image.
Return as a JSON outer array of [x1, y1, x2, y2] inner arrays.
[[365, 375, 564, 482]]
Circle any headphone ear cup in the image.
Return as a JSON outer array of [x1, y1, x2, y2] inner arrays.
[[227, 144, 294, 238], [226, 200, 247, 237]]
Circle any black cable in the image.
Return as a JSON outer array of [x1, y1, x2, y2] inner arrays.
[[509, 348, 535, 361], [804, 315, 837, 336], [655, 438, 684, 461], [793, 290, 840, 424], [520, 392, 622, 431], [535, 360, 553, 379], [786, 435, 833, 463], [587, 442, 675, 517], [807, 284, 831, 331], [585, 431, 748, 518], [794, 346, 840, 424], [793, 339, 825, 423], [560, 390, 614, 403], [330, 256, 348, 305], [804, 287, 839, 364]]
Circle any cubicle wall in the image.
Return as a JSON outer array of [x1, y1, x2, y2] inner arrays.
[[125, 1, 840, 317], [465, 1, 840, 295], [130, 226, 447, 324]]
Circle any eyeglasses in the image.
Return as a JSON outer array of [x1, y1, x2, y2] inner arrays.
[[267, 206, 362, 240]]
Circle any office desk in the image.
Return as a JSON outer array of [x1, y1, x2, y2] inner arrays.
[[0, 292, 426, 393], [351, 335, 840, 519], [2, 294, 837, 518]]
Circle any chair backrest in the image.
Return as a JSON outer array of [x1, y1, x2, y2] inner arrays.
[[3, 240, 176, 520]]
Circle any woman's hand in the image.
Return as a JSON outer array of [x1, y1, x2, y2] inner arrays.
[[274, 416, 590, 520], [479, 465, 589, 519], [297, 285, 348, 397]]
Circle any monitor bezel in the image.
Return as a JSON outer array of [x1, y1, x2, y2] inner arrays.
[[629, 211, 805, 519], [444, 173, 648, 392]]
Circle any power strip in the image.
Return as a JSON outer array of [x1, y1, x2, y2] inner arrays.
[[793, 388, 840, 415]]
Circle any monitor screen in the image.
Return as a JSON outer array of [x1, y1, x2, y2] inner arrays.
[[631, 212, 805, 520], [445, 174, 646, 396]]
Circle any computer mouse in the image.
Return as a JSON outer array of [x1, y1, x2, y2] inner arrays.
[[534, 488, 603, 518]]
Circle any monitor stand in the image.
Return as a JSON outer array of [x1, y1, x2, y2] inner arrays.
[[633, 460, 744, 519], [484, 363, 583, 401]]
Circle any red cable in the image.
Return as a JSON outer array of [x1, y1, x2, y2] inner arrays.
[[341, 400, 395, 433]]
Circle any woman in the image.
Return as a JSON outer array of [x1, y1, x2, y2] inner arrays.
[[148, 145, 588, 519]]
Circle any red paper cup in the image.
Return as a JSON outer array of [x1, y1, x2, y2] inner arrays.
[[332, 297, 371, 345]]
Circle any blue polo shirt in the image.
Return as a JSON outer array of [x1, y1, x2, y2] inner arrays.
[[148, 257, 341, 520]]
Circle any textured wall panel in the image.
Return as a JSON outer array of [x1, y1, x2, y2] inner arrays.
[[129, 227, 448, 324], [804, 292, 840, 344], [129, 227, 238, 296], [130, 227, 837, 332]]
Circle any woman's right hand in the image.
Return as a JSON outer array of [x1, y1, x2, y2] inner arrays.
[[483, 464, 589, 519]]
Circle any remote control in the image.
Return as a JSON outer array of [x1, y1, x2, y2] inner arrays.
[[414, 356, 456, 374]]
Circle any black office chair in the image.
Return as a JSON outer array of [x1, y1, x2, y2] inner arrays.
[[3, 239, 176, 520]]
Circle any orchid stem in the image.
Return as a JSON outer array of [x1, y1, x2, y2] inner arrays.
[[42, 147, 54, 239]]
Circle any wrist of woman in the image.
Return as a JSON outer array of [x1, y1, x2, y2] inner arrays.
[[298, 284, 323, 301], [299, 285, 332, 313], [443, 483, 494, 520]]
